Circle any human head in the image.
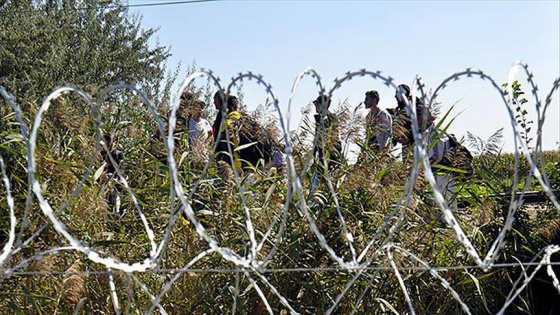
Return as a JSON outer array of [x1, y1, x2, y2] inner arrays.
[[226, 95, 239, 112], [103, 133, 117, 151], [364, 90, 380, 109], [395, 84, 411, 108], [189, 100, 206, 119], [313, 94, 331, 113], [213, 90, 226, 110]]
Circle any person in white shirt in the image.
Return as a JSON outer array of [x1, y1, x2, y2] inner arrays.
[[363, 90, 393, 153], [188, 100, 212, 145]]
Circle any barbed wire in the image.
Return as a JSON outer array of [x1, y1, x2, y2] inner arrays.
[[1, 63, 559, 314], [7, 260, 560, 276]]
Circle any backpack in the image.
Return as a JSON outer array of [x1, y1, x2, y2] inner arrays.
[[389, 101, 433, 146], [313, 111, 343, 165], [441, 134, 474, 177], [224, 112, 275, 169]]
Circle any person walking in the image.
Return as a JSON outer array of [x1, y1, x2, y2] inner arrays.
[[187, 100, 212, 145], [215, 94, 243, 172], [312, 94, 342, 169], [363, 90, 393, 153], [391, 84, 433, 160], [310, 95, 342, 190], [426, 124, 458, 210]]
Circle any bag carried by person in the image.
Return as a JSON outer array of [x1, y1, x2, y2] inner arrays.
[[232, 113, 275, 169], [441, 134, 474, 177]]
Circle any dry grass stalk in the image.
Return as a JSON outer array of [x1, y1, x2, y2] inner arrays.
[[62, 260, 86, 307], [537, 217, 560, 242], [29, 254, 57, 274]]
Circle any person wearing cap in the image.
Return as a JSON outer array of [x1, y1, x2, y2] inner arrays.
[[363, 90, 393, 154], [312, 94, 342, 171]]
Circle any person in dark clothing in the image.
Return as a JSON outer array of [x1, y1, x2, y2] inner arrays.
[[101, 134, 124, 180], [212, 90, 227, 143], [390, 84, 433, 159], [310, 95, 343, 190], [214, 94, 242, 171], [156, 91, 194, 150], [312, 94, 342, 168], [174, 93, 191, 147], [213, 91, 275, 173], [101, 133, 125, 216]]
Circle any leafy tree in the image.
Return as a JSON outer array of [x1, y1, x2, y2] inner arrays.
[[0, 0, 170, 103], [0, 0, 173, 276]]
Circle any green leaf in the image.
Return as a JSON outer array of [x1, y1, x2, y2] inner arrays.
[[464, 271, 482, 296], [376, 298, 400, 314], [234, 141, 257, 151], [376, 166, 390, 181], [432, 163, 468, 174], [428, 104, 463, 151], [178, 151, 189, 167], [264, 182, 277, 205], [2, 132, 24, 144], [20, 286, 48, 315], [20, 286, 55, 301], [7, 301, 25, 315], [93, 163, 106, 181], [72, 298, 88, 315], [90, 240, 130, 247]]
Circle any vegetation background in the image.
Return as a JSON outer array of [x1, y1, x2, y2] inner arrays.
[[1, 1, 559, 314]]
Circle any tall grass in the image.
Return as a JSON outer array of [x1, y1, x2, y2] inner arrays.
[[0, 92, 559, 314]]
